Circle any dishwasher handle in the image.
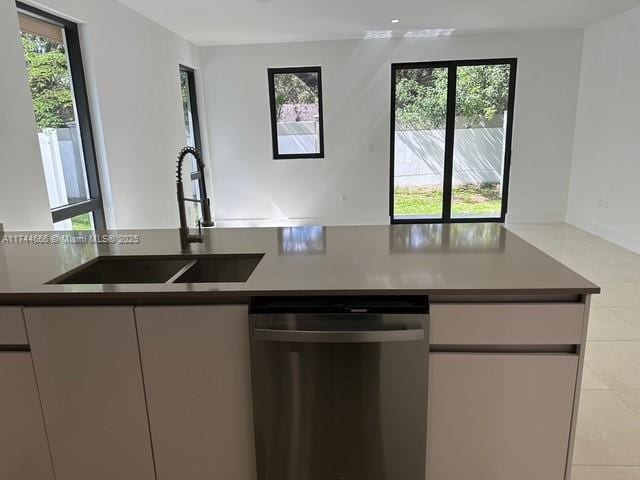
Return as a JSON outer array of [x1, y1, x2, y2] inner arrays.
[[251, 309, 427, 344], [253, 326, 424, 343]]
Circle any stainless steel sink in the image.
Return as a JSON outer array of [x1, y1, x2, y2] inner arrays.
[[48, 254, 263, 285], [172, 254, 264, 283]]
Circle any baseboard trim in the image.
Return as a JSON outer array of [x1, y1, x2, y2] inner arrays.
[[565, 213, 640, 254], [214, 216, 391, 228], [505, 213, 566, 224], [216, 213, 570, 228]]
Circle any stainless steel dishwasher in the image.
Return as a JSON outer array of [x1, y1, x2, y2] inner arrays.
[[249, 295, 429, 480]]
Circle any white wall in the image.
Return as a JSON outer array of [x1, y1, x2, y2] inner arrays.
[[0, 0, 52, 231], [0, 0, 209, 230], [566, 6, 640, 253], [201, 30, 584, 226]]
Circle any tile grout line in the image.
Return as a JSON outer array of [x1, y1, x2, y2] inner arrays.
[[607, 308, 640, 336], [610, 389, 640, 422]]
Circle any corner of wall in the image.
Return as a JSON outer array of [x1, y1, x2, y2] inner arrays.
[[564, 5, 640, 253], [564, 25, 587, 223], [566, 213, 640, 255]]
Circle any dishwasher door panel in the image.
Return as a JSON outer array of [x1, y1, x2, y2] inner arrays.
[[251, 337, 427, 480]]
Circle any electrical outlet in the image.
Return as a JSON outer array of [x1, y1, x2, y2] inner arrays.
[[340, 193, 348, 202], [367, 143, 375, 153]]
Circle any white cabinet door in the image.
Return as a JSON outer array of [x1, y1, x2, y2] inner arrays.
[[0, 307, 28, 344], [0, 352, 54, 480], [427, 353, 578, 480], [136, 305, 256, 480], [25, 307, 155, 480]]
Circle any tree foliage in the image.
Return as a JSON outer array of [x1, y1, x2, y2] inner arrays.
[[21, 33, 74, 129], [180, 70, 192, 131], [274, 72, 318, 120], [395, 68, 449, 130], [456, 65, 510, 124], [395, 65, 510, 130]]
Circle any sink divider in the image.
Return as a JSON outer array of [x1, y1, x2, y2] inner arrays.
[[165, 260, 198, 284]]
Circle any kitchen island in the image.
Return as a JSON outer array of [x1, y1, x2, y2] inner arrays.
[[0, 224, 599, 480]]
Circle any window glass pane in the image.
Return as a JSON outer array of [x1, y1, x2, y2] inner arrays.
[[185, 178, 201, 227], [271, 69, 322, 156], [180, 68, 202, 203], [175, 161, 201, 227], [451, 64, 511, 219], [179, 161, 201, 228], [393, 66, 448, 219], [185, 200, 200, 229], [180, 70, 196, 150], [53, 212, 94, 231], [19, 15, 90, 210]]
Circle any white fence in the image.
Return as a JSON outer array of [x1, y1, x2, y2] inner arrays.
[[277, 118, 506, 187], [394, 125, 506, 188], [37, 126, 87, 208], [277, 120, 320, 154]]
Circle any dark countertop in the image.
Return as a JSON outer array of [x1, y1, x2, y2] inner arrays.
[[0, 224, 599, 305]]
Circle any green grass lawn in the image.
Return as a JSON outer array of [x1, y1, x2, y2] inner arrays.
[[394, 183, 502, 217], [71, 213, 93, 231]]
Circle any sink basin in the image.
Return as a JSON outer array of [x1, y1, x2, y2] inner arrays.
[[173, 254, 264, 283], [49, 256, 192, 284], [48, 254, 263, 285]]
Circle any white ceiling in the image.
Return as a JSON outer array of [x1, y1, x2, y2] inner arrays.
[[117, 0, 640, 46]]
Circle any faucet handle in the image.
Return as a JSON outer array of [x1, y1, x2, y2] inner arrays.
[[197, 219, 202, 236]]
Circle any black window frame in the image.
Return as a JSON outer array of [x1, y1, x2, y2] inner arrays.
[[267, 66, 325, 160], [16, 1, 106, 231], [179, 65, 208, 205], [179, 65, 203, 154], [389, 58, 517, 225]]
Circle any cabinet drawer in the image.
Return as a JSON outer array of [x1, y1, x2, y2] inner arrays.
[[430, 303, 584, 345], [0, 307, 27, 345]]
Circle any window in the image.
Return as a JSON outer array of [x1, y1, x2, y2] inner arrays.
[[180, 66, 202, 153], [53, 212, 94, 231], [390, 59, 517, 224], [179, 65, 209, 226], [17, 2, 105, 231], [268, 66, 324, 159]]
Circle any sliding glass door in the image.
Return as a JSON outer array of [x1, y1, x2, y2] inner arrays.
[[391, 65, 449, 220], [390, 59, 517, 223]]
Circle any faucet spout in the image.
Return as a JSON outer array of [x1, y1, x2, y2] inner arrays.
[[176, 146, 214, 250]]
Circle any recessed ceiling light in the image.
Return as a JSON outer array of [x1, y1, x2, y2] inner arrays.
[[364, 30, 393, 39], [404, 29, 454, 37], [391, 19, 400, 23]]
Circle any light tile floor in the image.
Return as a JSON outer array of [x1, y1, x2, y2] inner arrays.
[[507, 223, 640, 480]]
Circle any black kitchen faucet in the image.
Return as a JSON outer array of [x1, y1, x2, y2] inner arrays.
[[176, 146, 214, 250]]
